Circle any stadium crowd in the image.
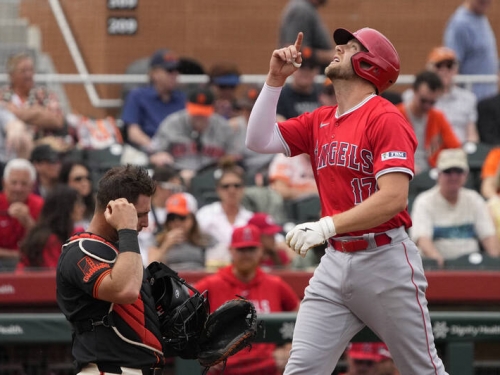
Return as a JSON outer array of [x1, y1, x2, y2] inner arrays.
[[0, 0, 499, 373]]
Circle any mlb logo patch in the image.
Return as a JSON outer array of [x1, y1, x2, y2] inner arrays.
[[381, 151, 407, 161]]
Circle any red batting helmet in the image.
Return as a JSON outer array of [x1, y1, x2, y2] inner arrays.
[[333, 28, 400, 93]]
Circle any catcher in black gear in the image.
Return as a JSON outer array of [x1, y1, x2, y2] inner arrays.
[[147, 262, 260, 371]]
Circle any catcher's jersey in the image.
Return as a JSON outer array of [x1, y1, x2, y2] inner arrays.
[[56, 233, 164, 370], [278, 95, 417, 236]]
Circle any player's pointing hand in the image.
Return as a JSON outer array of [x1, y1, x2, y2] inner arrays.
[[267, 32, 303, 87]]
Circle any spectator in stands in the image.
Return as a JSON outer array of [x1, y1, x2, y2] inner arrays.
[[477, 72, 500, 145], [278, 0, 335, 69], [0, 52, 65, 142], [148, 192, 209, 270], [0, 159, 43, 271], [196, 161, 254, 270], [58, 160, 94, 229], [138, 165, 184, 265], [277, 48, 322, 119], [121, 49, 186, 154], [207, 62, 242, 119], [194, 224, 300, 375], [444, 0, 498, 101], [149, 86, 242, 187], [17, 185, 85, 270], [0, 106, 33, 167], [30, 143, 62, 198], [410, 148, 499, 268], [425, 47, 479, 144], [230, 84, 275, 180], [480, 146, 500, 199], [268, 153, 318, 202], [375, 343, 400, 375], [396, 71, 461, 173], [248, 212, 294, 269], [340, 342, 382, 375]]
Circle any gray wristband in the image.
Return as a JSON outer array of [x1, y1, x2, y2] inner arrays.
[[118, 229, 140, 254]]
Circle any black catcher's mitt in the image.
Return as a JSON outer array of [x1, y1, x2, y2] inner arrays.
[[147, 261, 209, 359], [197, 296, 259, 370]]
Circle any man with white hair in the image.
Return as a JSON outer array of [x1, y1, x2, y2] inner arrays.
[[0, 158, 44, 270]]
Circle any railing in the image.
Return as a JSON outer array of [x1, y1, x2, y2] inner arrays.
[[0, 73, 497, 108], [0, 311, 499, 375]]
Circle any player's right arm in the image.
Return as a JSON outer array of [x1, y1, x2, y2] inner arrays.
[[97, 198, 144, 304], [246, 32, 303, 155]]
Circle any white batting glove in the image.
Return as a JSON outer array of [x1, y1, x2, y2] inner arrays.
[[285, 216, 336, 256]]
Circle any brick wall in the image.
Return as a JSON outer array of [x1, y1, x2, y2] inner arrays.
[[20, 0, 500, 117]]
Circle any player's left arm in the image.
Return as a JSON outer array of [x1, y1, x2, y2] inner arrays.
[[286, 172, 410, 255], [331, 172, 409, 234]]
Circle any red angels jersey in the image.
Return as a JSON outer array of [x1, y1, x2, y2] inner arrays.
[[277, 95, 417, 236]]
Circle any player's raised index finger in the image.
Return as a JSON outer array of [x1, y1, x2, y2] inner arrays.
[[294, 32, 303, 52]]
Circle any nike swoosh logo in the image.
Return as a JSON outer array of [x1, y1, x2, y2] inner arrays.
[[320, 122, 330, 128], [300, 227, 314, 232]]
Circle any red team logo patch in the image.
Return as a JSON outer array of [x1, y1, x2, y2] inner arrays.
[[78, 256, 110, 282]]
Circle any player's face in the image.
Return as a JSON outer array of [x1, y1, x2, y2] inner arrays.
[[325, 40, 360, 82], [133, 194, 151, 232]]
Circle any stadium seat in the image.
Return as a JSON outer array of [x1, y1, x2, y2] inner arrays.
[[285, 195, 321, 224], [444, 253, 500, 270], [189, 165, 219, 207], [84, 145, 123, 188], [464, 142, 492, 192]]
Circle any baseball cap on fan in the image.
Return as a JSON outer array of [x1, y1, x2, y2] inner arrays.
[[149, 49, 180, 71], [436, 148, 469, 172], [165, 193, 198, 216], [231, 224, 262, 249], [186, 86, 215, 117], [427, 46, 457, 65], [248, 213, 282, 235], [346, 342, 382, 361]]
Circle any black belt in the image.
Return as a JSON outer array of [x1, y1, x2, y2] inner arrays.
[[97, 363, 163, 374]]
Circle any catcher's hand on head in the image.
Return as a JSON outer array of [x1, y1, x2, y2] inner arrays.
[[286, 216, 336, 257]]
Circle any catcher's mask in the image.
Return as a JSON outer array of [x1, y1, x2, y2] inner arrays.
[[147, 261, 209, 358]]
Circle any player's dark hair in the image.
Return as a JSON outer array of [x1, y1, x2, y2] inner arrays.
[[95, 164, 156, 210], [412, 70, 444, 92], [20, 184, 82, 267]]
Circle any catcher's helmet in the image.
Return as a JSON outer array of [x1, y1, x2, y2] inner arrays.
[[333, 27, 400, 93]]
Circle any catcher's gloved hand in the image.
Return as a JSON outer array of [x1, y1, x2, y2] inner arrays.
[[286, 216, 336, 256], [197, 297, 259, 371]]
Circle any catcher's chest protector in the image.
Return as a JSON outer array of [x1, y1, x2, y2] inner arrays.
[[68, 233, 164, 356]]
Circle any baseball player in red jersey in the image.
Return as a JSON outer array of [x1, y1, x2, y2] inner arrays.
[[246, 28, 448, 374]]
